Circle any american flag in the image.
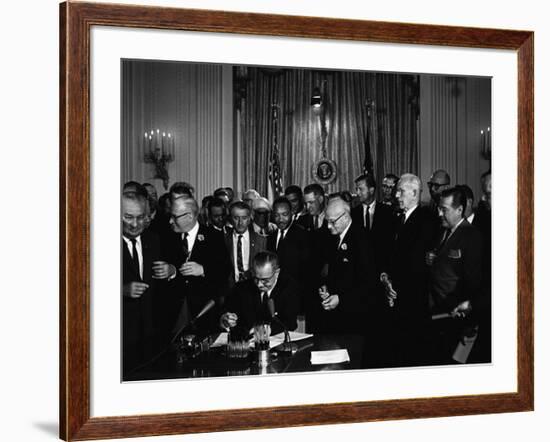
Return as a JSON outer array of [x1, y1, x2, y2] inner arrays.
[[268, 105, 283, 202]]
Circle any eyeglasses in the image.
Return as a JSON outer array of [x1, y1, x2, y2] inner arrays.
[[254, 273, 276, 284], [169, 212, 192, 221], [326, 212, 345, 226]]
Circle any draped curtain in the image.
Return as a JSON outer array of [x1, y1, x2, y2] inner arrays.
[[237, 67, 419, 197]]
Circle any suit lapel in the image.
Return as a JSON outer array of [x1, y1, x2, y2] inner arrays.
[[141, 234, 151, 282]]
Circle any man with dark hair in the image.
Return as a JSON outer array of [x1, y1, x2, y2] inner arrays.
[[455, 184, 491, 363], [121, 192, 173, 375], [220, 251, 300, 335], [381, 173, 399, 207], [213, 187, 230, 204], [267, 197, 311, 310], [161, 196, 230, 339], [123, 181, 149, 198], [169, 182, 194, 200], [297, 183, 327, 231], [427, 186, 483, 364], [208, 197, 232, 236], [284, 185, 306, 222], [225, 200, 266, 287], [224, 187, 235, 203], [351, 173, 395, 274]]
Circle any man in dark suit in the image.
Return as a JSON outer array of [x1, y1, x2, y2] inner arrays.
[[122, 192, 168, 375], [225, 200, 266, 288], [266, 197, 312, 324], [351, 173, 396, 274], [220, 251, 299, 335], [161, 196, 231, 340], [297, 184, 332, 288], [380, 173, 438, 367], [207, 197, 232, 236], [316, 198, 377, 335], [284, 185, 307, 223], [427, 187, 483, 365]]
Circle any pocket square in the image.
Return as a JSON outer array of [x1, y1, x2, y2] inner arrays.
[[448, 249, 462, 259]]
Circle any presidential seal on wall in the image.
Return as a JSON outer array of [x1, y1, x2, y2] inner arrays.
[[312, 158, 337, 185]]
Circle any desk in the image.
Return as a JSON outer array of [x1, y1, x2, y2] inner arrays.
[[125, 334, 365, 381]]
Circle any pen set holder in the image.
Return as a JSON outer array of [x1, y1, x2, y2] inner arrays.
[[253, 323, 271, 368]]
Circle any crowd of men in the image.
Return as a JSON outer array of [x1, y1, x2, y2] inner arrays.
[[122, 169, 492, 375]]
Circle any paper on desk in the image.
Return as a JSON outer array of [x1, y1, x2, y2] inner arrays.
[[269, 331, 313, 349], [310, 349, 350, 365]]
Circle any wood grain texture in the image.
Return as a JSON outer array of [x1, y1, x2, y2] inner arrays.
[[59, 1, 534, 440]]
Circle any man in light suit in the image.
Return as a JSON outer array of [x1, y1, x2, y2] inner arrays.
[[225, 201, 266, 288], [427, 187, 483, 365]]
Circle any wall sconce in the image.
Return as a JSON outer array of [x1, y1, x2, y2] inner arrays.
[[143, 128, 175, 189], [480, 126, 491, 160]]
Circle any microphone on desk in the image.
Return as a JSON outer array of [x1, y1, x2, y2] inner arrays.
[[171, 299, 216, 344], [267, 299, 297, 354]]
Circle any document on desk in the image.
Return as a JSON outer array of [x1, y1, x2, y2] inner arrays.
[[310, 349, 350, 365], [269, 331, 313, 349]]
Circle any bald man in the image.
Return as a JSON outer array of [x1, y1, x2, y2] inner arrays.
[[317, 199, 377, 335], [427, 169, 451, 209]]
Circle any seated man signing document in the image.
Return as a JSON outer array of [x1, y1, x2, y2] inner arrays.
[[220, 251, 299, 336]]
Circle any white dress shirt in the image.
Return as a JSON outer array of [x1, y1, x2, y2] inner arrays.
[[232, 230, 250, 281], [122, 235, 143, 280], [363, 201, 376, 228], [183, 221, 200, 256]]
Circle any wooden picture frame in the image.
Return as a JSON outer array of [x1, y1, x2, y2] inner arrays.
[[60, 1, 534, 440]]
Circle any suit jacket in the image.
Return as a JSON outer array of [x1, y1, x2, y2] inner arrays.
[[351, 202, 396, 274], [266, 222, 312, 289], [296, 213, 332, 277], [225, 230, 267, 286], [385, 205, 439, 321], [320, 221, 377, 333], [161, 223, 231, 329], [122, 230, 161, 374], [223, 272, 300, 335], [429, 220, 483, 315]]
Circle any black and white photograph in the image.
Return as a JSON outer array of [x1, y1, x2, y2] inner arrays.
[[121, 60, 492, 381]]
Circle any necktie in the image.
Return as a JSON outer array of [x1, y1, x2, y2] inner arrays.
[[236, 234, 245, 280], [437, 229, 451, 252], [181, 232, 189, 260], [364, 205, 370, 230], [313, 215, 319, 230], [276, 229, 284, 250], [130, 238, 141, 280], [260, 291, 270, 320]]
